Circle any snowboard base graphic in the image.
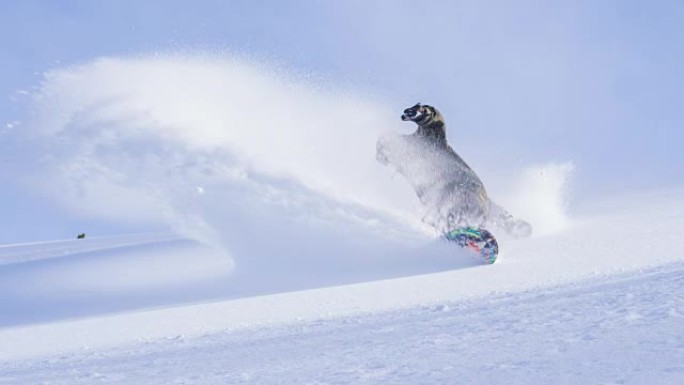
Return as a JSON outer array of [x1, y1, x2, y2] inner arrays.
[[443, 227, 499, 264]]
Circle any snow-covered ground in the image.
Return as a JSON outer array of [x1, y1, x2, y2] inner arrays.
[[3, 262, 682, 385], [1, 56, 682, 384], [0, 188, 682, 384]]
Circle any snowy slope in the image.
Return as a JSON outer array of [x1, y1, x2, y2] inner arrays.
[[0, 189, 682, 384], [1, 55, 683, 383], [3, 262, 682, 385]]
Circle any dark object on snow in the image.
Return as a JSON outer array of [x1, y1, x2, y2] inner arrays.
[[77, 233, 86, 239]]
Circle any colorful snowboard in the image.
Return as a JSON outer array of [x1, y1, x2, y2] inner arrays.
[[443, 227, 499, 264]]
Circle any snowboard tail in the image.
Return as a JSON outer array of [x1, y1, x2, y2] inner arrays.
[[443, 227, 499, 264]]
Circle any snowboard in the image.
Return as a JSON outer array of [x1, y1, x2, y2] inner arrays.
[[443, 227, 499, 264]]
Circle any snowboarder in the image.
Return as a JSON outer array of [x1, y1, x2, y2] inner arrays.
[[376, 103, 531, 261]]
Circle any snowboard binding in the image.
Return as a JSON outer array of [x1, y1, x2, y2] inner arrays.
[[444, 227, 499, 264]]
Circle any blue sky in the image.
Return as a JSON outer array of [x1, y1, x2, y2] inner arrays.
[[1, 1, 683, 241]]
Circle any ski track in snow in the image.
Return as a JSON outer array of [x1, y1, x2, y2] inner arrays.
[[0, 232, 178, 267], [1, 263, 683, 385]]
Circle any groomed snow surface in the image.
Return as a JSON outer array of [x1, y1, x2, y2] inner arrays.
[[1, 189, 683, 384]]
